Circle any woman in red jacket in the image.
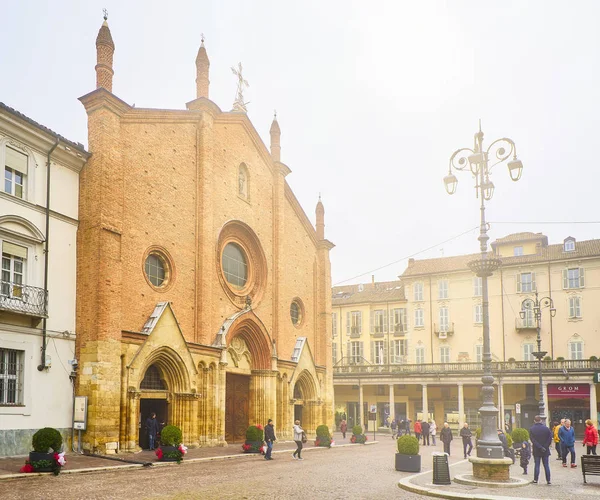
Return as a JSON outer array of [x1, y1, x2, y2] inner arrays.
[[583, 419, 599, 455]]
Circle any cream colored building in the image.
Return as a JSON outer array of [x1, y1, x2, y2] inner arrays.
[[0, 103, 89, 455], [333, 232, 599, 438]]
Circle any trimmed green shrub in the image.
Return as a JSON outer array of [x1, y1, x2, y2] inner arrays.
[[506, 433, 513, 448], [507, 357, 516, 362], [590, 355, 598, 361], [352, 425, 363, 436], [556, 356, 565, 361], [475, 427, 482, 440], [544, 356, 552, 361], [511, 428, 529, 443], [397, 435, 420, 455], [245, 425, 264, 442], [160, 425, 182, 446], [316, 425, 331, 438], [32, 427, 63, 453]]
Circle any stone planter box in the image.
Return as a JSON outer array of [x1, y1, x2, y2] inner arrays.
[[29, 451, 55, 472], [243, 440, 265, 453], [158, 445, 181, 462], [395, 453, 421, 472]]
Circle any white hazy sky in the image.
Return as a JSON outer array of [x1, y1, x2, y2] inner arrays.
[[2, 1, 599, 285]]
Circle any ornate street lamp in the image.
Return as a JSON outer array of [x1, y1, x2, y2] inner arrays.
[[445, 122, 523, 460], [520, 291, 556, 422]]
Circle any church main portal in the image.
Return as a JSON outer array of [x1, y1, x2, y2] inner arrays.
[[225, 373, 250, 443]]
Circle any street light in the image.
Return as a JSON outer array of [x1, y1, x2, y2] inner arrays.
[[520, 291, 556, 422], [444, 121, 523, 460]]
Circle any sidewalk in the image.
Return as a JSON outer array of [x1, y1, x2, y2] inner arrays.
[[0, 431, 359, 480], [399, 447, 600, 500]]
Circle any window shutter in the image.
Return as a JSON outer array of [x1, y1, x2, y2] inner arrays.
[[346, 342, 350, 361], [359, 342, 364, 361], [346, 312, 350, 335], [370, 341, 375, 363], [390, 309, 395, 332], [370, 311, 374, 333], [569, 297, 575, 318], [383, 310, 388, 333], [383, 341, 388, 364], [578, 297, 582, 318], [6, 147, 28, 175], [516, 274, 521, 293], [2, 242, 28, 259], [357, 312, 362, 333], [531, 272, 536, 291], [563, 269, 568, 289], [580, 268, 585, 288]]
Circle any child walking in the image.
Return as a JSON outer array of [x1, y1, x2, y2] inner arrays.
[[520, 441, 531, 475]]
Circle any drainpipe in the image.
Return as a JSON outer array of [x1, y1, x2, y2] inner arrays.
[[500, 268, 506, 361], [548, 261, 554, 359], [38, 138, 59, 371], [428, 276, 433, 363]]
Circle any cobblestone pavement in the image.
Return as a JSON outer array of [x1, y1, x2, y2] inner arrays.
[[2, 433, 600, 499]]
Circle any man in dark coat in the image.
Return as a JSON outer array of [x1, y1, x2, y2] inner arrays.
[[529, 415, 553, 485], [145, 412, 160, 451], [460, 423, 473, 458], [421, 420, 430, 446], [264, 419, 276, 460], [440, 422, 453, 455]]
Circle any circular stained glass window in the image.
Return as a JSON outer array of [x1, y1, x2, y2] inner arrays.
[[222, 243, 248, 289], [145, 253, 166, 287]]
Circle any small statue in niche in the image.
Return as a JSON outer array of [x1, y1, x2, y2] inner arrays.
[[239, 169, 246, 197]]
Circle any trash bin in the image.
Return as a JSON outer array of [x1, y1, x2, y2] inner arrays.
[[432, 452, 451, 485]]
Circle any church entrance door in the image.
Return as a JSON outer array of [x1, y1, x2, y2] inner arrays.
[[225, 373, 250, 443], [139, 398, 168, 450]]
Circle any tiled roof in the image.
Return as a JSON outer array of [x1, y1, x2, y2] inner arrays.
[[0, 102, 89, 155], [401, 238, 600, 278], [491, 232, 548, 248], [332, 280, 406, 306]]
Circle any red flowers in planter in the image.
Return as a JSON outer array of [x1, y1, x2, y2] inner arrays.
[[242, 443, 251, 452], [20, 462, 34, 473], [155, 448, 164, 460]]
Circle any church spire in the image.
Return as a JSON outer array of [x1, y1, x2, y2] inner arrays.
[[270, 111, 281, 162], [195, 34, 210, 99], [316, 195, 325, 240], [95, 9, 115, 92]]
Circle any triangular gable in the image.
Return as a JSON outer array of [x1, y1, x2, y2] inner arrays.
[[289, 337, 321, 400]]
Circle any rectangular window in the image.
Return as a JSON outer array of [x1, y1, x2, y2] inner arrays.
[[0, 348, 24, 405], [569, 342, 583, 360], [332, 312, 337, 337], [475, 345, 483, 363], [415, 346, 425, 364], [391, 308, 407, 333], [521, 306, 535, 327], [473, 277, 482, 297], [514, 246, 523, 256], [440, 346, 450, 363], [439, 307, 449, 332], [413, 282, 423, 302], [564, 239, 575, 252], [563, 268, 585, 289], [346, 311, 362, 336], [4, 147, 27, 199], [517, 272, 535, 293], [1, 242, 27, 298], [332, 343, 338, 364], [391, 339, 408, 364], [372, 340, 386, 364], [371, 309, 387, 334], [568, 296, 582, 319], [523, 344, 534, 361], [414, 307, 424, 328], [348, 341, 363, 364], [438, 280, 448, 299], [473, 304, 483, 324]]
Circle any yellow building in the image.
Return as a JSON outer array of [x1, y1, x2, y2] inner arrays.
[[75, 18, 334, 454], [333, 232, 599, 437]]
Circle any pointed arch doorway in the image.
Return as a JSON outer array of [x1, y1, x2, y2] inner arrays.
[[138, 364, 169, 449]]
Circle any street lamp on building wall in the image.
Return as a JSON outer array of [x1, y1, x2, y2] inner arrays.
[[520, 291, 556, 422], [444, 122, 523, 460]]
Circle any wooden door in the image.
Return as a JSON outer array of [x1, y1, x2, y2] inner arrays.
[[225, 374, 249, 443]]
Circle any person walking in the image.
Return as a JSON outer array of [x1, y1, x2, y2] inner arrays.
[[555, 418, 565, 461], [292, 420, 305, 460], [559, 419, 577, 467], [430, 420, 437, 446], [459, 423, 473, 458], [414, 419, 422, 442], [264, 419, 276, 460], [145, 412, 160, 451], [340, 419, 347, 439], [390, 418, 397, 439], [440, 422, 453, 455], [529, 415, 552, 485], [552, 421, 562, 460], [421, 420, 430, 446], [405, 419, 411, 436], [520, 441, 531, 475], [583, 419, 598, 455]]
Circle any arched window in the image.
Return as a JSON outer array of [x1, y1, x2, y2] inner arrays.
[[140, 364, 167, 390]]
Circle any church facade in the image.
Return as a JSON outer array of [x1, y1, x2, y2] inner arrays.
[[76, 18, 334, 453]]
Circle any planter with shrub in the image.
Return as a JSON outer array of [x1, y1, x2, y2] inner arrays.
[[350, 425, 367, 444], [21, 427, 65, 475], [314, 424, 333, 447], [395, 435, 421, 472], [156, 425, 187, 463], [242, 424, 266, 454], [510, 428, 529, 448]]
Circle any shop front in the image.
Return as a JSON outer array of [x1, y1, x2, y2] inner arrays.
[[548, 383, 590, 436]]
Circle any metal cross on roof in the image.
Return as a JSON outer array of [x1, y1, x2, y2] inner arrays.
[[103, 8, 108, 21], [231, 62, 250, 113]]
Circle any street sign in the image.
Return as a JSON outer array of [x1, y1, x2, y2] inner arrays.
[[515, 403, 521, 414]]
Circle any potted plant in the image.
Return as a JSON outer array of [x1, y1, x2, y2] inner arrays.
[[155, 425, 187, 463], [314, 424, 333, 447], [395, 434, 421, 472], [511, 428, 529, 449], [22, 427, 65, 475], [242, 424, 266, 454], [350, 425, 367, 444]]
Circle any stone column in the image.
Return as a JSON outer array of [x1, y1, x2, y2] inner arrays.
[[590, 383, 598, 426], [389, 384, 395, 423], [359, 384, 364, 428], [458, 383, 465, 427], [422, 384, 429, 421]]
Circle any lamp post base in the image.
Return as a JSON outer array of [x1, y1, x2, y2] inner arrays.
[[469, 456, 513, 481]]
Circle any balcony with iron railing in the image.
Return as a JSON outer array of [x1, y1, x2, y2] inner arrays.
[[434, 322, 454, 338], [333, 357, 600, 378], [515, 317, 537, 331], [0, 281, 48, 318]]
